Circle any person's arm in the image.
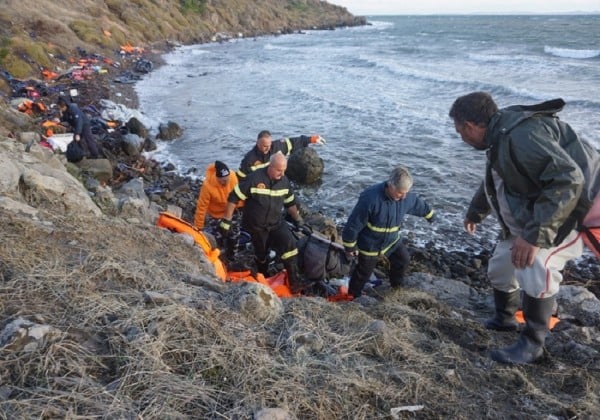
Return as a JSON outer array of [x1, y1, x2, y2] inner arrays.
[[286, 204, 301, 222], [465, 183, 490, 224], [342, 194, 370, 255], [237, 151, 254, 178], [193, 186, 211, 229], [406, 193, 435, 223], [71, 105, 84, 136]]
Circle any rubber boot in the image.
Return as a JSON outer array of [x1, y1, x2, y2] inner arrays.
[[490, 294, 555, 364], [255, 258, 269, 276], [484, 289, 520, 331], [285, 259, 312, 294]]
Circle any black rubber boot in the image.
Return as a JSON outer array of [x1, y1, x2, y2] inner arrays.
[[255, 258, 269, 276], [490, 294, 555, 364], [484, 289, 520, 331], [285, 259, 313, 294]]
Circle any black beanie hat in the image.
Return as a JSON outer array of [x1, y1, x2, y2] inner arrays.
[[58, 96, 71, 106], [215, 160, 230, 178]]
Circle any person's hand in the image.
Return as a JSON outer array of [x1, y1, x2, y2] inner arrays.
[[344, 245, 358, 257], [464, 218, 477, 235], [218, 219, 232, 237], [425, 212, 436, 224], [310, 135, 326, 145], [292, 217, 304, 230], [511, 236, 539, 269], [74, 134, 81, 142]]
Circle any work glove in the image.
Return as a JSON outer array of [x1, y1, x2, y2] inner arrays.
[[310, 135, 326, 145], [292, 217, 305, 231], [425, 211, 436, 224], [218, 218, 232, 237]]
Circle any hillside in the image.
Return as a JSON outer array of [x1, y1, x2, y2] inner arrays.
[[1, 138, 599, 418], [0, 0, 364, 79]]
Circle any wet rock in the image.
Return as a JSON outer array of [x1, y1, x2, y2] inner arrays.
[[287, 147, 324, 184], [143, 137, 157, 151], [122, 133, 144, 156], [125, 116, 149, 139], [157, 121, 182, 140]]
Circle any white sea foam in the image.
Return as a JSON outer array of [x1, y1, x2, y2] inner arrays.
[[544, 46, 600, 59]]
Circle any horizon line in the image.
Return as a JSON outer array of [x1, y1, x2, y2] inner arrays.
[[352, 11, 600, 17]]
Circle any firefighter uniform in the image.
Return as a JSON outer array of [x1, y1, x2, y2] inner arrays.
[[228, 166, 304, 291], [237, 135, 312, 178], [342, 182, 434, 297]]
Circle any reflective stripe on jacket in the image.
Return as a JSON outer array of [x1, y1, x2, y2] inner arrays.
[[342, 182, 433, 256], [228, 166, 296, 231], [237, 135, 311, 178]]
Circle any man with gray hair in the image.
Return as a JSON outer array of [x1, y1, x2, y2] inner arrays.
[[342, 166, 436, 298]]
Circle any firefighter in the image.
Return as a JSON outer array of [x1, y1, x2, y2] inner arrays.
[[342, 166, 436, 299], [220, 152, 312, 294], [236, 129, 325, 178]]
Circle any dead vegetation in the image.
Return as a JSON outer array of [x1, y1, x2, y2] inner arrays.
[[0, 0, 363, 78], [1, 205, 599, 419]]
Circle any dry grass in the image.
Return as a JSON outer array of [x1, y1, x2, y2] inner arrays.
[[0, 0, 361, 78], [1, 203, 599, 419]]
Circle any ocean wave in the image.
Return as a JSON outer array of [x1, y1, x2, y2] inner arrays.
[[544, 46, 600, 59], [264, 43, 291, 51]]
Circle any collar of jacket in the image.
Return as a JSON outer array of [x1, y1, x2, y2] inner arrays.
[[486, 98, 566, 147]]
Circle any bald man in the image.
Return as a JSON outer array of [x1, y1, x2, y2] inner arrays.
[[221, 152, 312, 294]]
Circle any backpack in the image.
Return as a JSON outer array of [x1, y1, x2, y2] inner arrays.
[[66, 140, 84, 163], [297, 231, 353, 281]]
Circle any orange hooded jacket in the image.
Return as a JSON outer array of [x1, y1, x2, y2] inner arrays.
[[194, 163, 242, 229]]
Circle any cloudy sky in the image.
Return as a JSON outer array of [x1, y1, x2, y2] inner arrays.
[[331, 0, 600, 15]]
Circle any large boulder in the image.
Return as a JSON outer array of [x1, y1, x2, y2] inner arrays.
[[156, 121, 182, 141], [126, 117, 149, 139], [0, 139, 101, 216], [74, 158, 114, 183], [287, 147, 324, 184], [121, 133, 144, 157]]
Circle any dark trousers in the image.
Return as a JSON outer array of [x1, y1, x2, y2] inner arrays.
[[348, 241, 410, 298], [247, 222, 299, 277], [79, 125, 100, 158]]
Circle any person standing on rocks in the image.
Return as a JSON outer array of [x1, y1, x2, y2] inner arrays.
[[194, 160, 242, 230], [342, 166, 436, 299], [449, 91, 599, 365], [221, 152, 312, 294], [236, 129, 325, 179], [57, 96, 100, 159]]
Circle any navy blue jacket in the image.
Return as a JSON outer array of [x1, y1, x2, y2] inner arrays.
[[342, 182, 433, 256], [60, 102, 90, 136]]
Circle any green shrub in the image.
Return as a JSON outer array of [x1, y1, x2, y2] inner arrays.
[[69, 20, 117, 49], [180, 0, 207, 15]]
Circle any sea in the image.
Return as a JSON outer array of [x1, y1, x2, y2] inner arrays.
[[135, 14, 600, 256]]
